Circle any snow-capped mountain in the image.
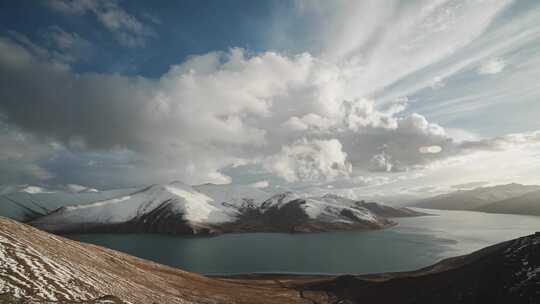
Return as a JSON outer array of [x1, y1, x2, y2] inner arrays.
[[0, 186, 140, 222], [232, 191, 394, 233], [314, 194, 424, 218], [194, 182, 270, 217], [30, 182, 424, 235], [31, 182, 230, 235], [0, 184, 55, 195], [256, 192, 382, 227], [0, 184, 99, 195]]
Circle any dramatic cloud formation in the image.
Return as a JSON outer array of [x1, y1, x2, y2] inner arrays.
[[0, 38, 457, 186], [0, 121, 56, 184], [458, 131, 540, 151], [291, 0, 513, 98], [1, 0, 540, 198], [264, 139, 352, 183]]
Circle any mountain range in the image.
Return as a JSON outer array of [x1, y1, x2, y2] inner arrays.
[[0, 181, 424, 236], [414, 183, 540, 215], [1, 217, 539, 303], [0, 186, 138, 222]]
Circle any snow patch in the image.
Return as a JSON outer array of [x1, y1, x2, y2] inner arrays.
[[164, 186, 228, 223]]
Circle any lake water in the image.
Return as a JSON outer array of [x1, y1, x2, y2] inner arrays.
[[65, 208, 540, 275]]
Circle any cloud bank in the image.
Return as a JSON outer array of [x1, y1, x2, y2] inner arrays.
[[1, 0, 540, 197], [0, 37, 462, 186]]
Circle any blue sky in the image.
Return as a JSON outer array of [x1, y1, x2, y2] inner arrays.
[[1, 0, 540, 200], [0, 1, 314, 77]]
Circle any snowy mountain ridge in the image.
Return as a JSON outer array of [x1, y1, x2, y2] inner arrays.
[[0, 181, 424, 235], [0, 185, 141, 222]]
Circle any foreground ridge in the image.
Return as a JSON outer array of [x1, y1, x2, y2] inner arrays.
[[302, 232, 540, 304], [0, 217, 324, 304], [1, 217, 539, 303]]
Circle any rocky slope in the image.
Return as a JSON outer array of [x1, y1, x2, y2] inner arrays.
[[1, 217, 540, 303], [304, 232, 540, 304], [414, 183, 540, 214], [0, 217, 322, 304], [29, 182, 423, 235]]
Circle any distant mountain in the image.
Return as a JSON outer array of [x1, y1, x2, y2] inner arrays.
[[2, 217, 540, 303], [194, 182, 271, 207], [414, 183, 540, 214], [0, 184, 54, 195], [29, 182, 424, 235], [0, 185, 140, 222], [0, 184, 100, 195], [478, 189, 540, 216]]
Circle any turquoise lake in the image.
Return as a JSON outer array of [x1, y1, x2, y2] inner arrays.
[[65, 208, 540, 275]]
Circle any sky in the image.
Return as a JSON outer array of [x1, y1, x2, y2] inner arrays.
[[1, 0, 540, 201]]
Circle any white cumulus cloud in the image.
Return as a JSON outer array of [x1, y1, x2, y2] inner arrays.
[[264, 139, 352, 183], [249, 180, 270, 188]]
